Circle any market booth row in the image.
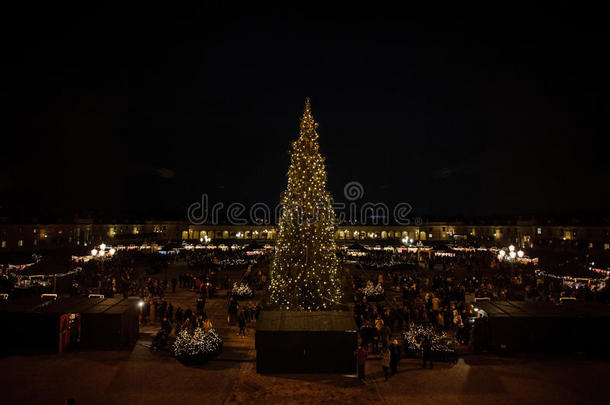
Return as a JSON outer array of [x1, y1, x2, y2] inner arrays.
[[472, 300, 610, 355], [0, 296, 139, 354]]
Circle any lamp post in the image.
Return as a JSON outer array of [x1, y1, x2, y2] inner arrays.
[[500, 247, 524, 281], [92, 244, 115, 292]]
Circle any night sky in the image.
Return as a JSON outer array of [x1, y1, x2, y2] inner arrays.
[[2, 4, 608, 222]]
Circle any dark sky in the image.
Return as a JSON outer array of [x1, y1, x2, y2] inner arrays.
[[1, 4, 608, 221]]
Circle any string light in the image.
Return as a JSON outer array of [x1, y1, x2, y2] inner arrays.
[[363, 281, 384, 300], [402, 324, 455, 355], [172, 327, 223, 364], [269, 98, 343, 311], [232, 282, 254, 299]]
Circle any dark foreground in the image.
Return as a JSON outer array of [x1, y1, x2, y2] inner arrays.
[[2, 348, 608, 405], [1, 281, 609, 404]]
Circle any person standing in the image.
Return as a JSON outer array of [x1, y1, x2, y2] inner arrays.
[[167, 303, 174, 322], [237, 309, 246, 337], [175, 306, 183, 326], [203, 317, 213, 332], [381, 323, 391, 349], [373, 316, 383, 354], [422, 336, 433, 368], [390, 339, 401, 375], [171, 277, 177, 293], [228, 297, 238, 325], [381, 346, 391, 381], [184, 307, 192, 324], [356, 345, 368, 381]]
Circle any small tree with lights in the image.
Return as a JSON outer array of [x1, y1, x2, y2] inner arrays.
[[268, 98, 343, 311]]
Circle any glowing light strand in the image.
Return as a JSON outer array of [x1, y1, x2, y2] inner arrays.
[[269, 98, 343, 311]]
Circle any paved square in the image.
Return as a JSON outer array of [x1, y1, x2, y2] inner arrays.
[[1, 269, 609, 405]]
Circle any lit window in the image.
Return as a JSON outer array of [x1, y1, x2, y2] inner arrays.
[[18, 240, 23, 247], [1, 241, 6, 248], [537, 227, 542, 235], [605, 243, 610, 250]]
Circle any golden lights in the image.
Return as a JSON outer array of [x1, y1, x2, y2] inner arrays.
[[269, 98, 343, 311]]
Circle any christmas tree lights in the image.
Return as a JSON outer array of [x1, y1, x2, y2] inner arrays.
[[232, 282, 254, 299], [363, 281, 385, 301], [269, 98, 343, 311], [172, 327, 223, 364], [402, 324, 456, 355]]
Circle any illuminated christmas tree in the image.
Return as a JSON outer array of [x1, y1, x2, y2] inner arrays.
[[269, 98, 343, 310]]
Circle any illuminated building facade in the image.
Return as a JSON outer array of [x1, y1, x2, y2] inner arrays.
[[1, 220, 609, 253]]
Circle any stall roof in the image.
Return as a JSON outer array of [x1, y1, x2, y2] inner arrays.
[[19, 259, 75, 276], [244, 241, 264, 251], [346, 243, 369, 252], [475, 301, 610, 318], [0, 297, 49, 313], [0, 251, 38, 265], [0, 296, 137, 315]]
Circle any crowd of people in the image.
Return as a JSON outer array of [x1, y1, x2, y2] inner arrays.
[[72, 251, 171, 298], [227, 295, 261, 337], [3, 243, 609, 384], [349, 248, 610, 380], [66, 248, 273, 299]]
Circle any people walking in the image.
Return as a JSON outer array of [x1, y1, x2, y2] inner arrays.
[[381, 323, 391, 349], [228, 297, 238, 325], [237, 309, 246, 337], [356, 345, 368, 381], [381, 346, 391, 381], [390, 339, 401, 376], [422, 336, 433, 368]]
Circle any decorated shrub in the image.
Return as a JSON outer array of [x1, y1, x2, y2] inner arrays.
[[402, 323, 456, 362], [232, 282, 254, 300], [172, 327, 223, 365], [363, 281, 384, 301]]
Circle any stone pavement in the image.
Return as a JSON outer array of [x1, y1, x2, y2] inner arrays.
[[143, 285, 257, 362]]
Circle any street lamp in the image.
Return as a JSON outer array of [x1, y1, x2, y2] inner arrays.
[[509, 245, 515, 252], [100, 243, 106, 251], [109, 248, 116, 256], [91, 249, 98, 257], [517, 250, 524, 258]]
